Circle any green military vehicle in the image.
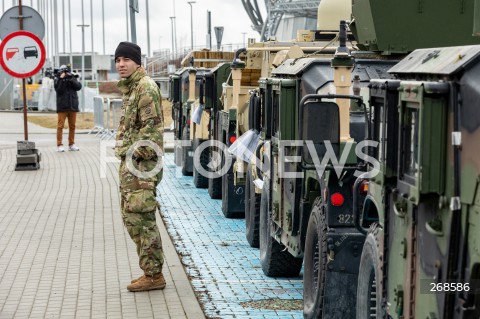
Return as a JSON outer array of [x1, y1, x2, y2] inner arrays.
[[354, 45, 480, 318], [169, 66, 211, 176], [196, 62, 231, 192], [250, 0, 480, 317], [256, 26, 397, 319], [169, 67, 194, 171], [169, 52, 233, 178], [242, 0, 356, 248]]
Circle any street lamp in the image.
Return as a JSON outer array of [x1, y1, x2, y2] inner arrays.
[[169, 16, 175, 57], [77, 24, 89, 111], [187, 1, 196, 50], [77, 0, 89, 112]]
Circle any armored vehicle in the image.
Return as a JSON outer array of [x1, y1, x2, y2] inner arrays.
[[197, 62, 231, 191], [257, 29, 397, 319], [169, 67, 192, 169], [169, 66, 210, 175], [354, 45, 480, 319], [169, 51, 233, 177], [242, 0, 357, 247], [226, 0, 356, 220], [251, 0, 480, 318]]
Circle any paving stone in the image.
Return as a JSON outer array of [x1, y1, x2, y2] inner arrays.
[[158, 154, 303, 319], [0, 121, 204, 319]]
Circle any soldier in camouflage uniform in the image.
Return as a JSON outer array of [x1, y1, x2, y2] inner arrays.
[[114, 41, 166, 292]]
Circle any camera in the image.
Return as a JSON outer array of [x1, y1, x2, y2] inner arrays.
[[58, 66, 72, 78], [54, 65, 77, 79]]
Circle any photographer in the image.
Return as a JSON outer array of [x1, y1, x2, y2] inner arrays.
[[54, 65, 82, 152]]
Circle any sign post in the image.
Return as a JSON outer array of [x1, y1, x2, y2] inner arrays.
[[0, 1, 45, 171]]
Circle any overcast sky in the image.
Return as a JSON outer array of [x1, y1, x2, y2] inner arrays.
[[1, 0, 263, 57]]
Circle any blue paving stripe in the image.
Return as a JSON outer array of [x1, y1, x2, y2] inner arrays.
[[158, 154, 303, 319]]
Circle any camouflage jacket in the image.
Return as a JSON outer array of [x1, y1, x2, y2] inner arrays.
[[115, 67, 164, 161]]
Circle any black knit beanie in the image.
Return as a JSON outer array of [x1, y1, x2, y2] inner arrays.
[[115, 41, 141, 65]]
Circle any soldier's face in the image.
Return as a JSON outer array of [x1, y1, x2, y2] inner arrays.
[[115, 57, 139, 78]]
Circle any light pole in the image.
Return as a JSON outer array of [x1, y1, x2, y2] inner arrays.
[[241, 32, 247, 47], [68, 0, 72, 66], [169, 16, 175, 57], [102, 0, 105, 54], [129, 0, 138, 44], [146, 0, 151, 57], [187, 1, 195, 50], [172, 0, 177, 58], [125, 0, 129, 41], [77, 0, 89, 112]]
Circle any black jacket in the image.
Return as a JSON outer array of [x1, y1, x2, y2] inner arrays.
[[54, 76, 82, 112]]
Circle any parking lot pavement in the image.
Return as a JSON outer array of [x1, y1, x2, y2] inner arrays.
[[158, 154, 304, 319]]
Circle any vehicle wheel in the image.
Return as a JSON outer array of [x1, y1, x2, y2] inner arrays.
[[208, 175, 222, 199], [181, 126, 192, 176], [303, 197, 327, 318], [259, 177, 303, 277], [192, 139, 208, 188], [245, 162, 260, 248], [356, 226, 383, 319], [221, 154, 237, 218]]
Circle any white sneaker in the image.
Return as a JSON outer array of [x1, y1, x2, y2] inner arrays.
[[69, 144, 80, 151], [57, 145, 65, 152]]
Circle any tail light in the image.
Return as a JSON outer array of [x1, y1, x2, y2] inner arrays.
[[359, 180, 369, 195], [331, 192, 344, 206]]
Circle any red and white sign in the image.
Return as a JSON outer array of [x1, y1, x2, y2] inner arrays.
[[0, 30, 45, 78]]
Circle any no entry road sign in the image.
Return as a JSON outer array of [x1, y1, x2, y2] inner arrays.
[[0, 30, 45, 78]]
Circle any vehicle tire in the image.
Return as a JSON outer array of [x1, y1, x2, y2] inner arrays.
[[259, 177, 303, 277], [181, 126, 192, 176], [245, 162, 260, 248], [356, 226, 383, 319], [221, 154, 239, 218], [192, 139, 208, 188], [208, 175, 222, 199], [303, 197, 328, 318]]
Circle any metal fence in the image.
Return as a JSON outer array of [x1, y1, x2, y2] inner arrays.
[[90, 96, 122, 140], [91, 96, 106, 135]]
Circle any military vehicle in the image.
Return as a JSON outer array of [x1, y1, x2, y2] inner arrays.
[[256, 25, 397, 319], [199, 62, 231, 192], [250, 0, 480, 318], [243, 0, 356, 247], [223, 14, 358, 219], [170, 66, 217, 176], [168, 52, 232, 178], [354, 45, 480, 318]]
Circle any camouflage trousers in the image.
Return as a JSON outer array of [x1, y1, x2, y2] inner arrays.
[[119, 160, 164, 276]]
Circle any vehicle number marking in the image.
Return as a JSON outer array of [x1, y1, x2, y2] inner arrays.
[[338, 214, 352, 224]]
